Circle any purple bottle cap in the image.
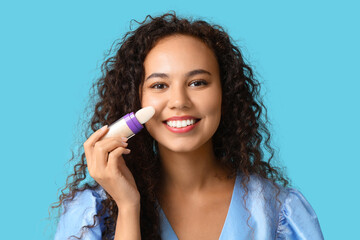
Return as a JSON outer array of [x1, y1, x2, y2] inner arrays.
[[123, 112, 144, 134]]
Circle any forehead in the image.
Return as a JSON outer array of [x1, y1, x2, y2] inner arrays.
[[143, 35, 219, 76]]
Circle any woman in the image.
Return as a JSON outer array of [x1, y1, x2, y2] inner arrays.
[[52, 12, 323, 240]]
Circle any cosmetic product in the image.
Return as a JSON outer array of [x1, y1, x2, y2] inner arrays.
[[103, 106, 155, 139]]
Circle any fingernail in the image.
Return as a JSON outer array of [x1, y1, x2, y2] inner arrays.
[[124, 149, 131, 154], [121, 137, 128, 142], [101, 125, 108, 131]]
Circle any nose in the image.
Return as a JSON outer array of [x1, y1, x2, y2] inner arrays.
[[167, 83, 192, 110]]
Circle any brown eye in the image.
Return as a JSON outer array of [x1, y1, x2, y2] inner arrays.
[[189, 80, 208, 87], [150, 83, 168, 89]]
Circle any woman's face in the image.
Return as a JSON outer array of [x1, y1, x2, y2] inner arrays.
[[141, 34, 222, 153]]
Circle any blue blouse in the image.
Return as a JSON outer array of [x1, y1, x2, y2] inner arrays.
[[55, 174, 324, 239]]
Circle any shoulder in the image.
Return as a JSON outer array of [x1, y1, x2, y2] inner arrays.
[[275, 187, 324, 239], [54, 186, 109, 240], [242, 174, 320, 211], [234, 174, 324, 239], [62, 186, 107, 212], [242, 174, 289, 205]]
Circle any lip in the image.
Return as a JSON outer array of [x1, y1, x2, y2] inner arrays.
[[163, 119, 200, 133], [164, 115, 199, 121]]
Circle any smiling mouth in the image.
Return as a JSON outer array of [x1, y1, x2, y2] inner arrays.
[[163, 119, 201, 128]]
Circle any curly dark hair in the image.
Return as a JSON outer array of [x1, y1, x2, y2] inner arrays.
[[50, 12, 289, 240]]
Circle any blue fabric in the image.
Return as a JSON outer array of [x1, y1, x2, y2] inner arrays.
[[54, 187, 108, 240], [159, 174, 324, 240], [55, 174, 324, 239]]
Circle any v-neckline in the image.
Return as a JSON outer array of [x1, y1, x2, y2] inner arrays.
[[158, 174, 239, 240]]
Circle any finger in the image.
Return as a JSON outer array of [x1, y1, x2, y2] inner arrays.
[[84, 125, 109, 150], [94, 137, 128, 154], [107, 147, 131, 173], [92, 139, 128, 174], [84, 126, 110, 171]]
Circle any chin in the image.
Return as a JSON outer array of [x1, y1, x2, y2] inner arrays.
[[166, 146, 197, 153], [158, 138, 209, 154]]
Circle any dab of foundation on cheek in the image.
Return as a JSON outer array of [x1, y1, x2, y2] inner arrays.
[[102, 106, 155, 139]]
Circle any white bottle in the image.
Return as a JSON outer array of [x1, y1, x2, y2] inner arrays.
[[103, 106, 155, 139]]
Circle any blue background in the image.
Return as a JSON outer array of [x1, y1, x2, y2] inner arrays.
[[1, 0, 359, 239]]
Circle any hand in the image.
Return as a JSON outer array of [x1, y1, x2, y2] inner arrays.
[[84, 126, 140, 208]]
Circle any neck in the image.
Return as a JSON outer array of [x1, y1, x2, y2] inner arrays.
[[158, 139, 228, 194]]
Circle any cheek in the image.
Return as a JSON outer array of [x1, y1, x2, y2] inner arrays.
[[144, 118, 157, 135], [141, 93, 165, 130], [142, 94, 163, 109], [204, 90, 222, 119], [144, 112, 159, 138]]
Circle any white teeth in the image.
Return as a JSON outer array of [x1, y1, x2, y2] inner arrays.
[[181, 120, 187, 127], [166, 119, 197, 128]]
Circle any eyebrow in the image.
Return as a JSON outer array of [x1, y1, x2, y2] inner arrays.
[[145, 69, 211, 81]]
